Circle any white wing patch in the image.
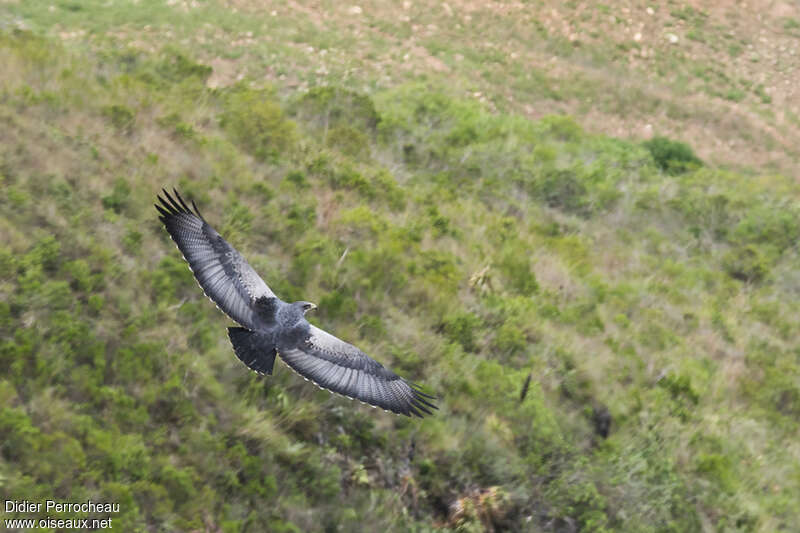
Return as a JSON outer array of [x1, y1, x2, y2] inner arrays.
[[277, 325, 437, 417]]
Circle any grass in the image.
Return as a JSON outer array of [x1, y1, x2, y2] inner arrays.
[[0, 3, 799, 532], [1, 0, 799, 173]]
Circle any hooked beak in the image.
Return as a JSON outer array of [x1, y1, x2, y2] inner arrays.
[[307, 303, 317, 312]]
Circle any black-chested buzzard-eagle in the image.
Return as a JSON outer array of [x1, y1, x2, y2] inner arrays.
[[156, 189, 437, 417]]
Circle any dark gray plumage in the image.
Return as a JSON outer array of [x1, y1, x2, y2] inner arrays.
[[156, 189, 437, 417]]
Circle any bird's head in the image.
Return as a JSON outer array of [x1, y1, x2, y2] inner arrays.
[[294, 301, 317, 315]]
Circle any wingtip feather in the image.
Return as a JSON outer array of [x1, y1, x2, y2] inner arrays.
[[192, 199, 205, 221], [163, 188, 182, 213], [173, 188, 192, 213]]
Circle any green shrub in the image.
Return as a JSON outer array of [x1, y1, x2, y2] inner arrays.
[[251, 181, 275, 202], [0, 29, 57, 66], [87, 294, 104, 314], [317, 289, 358, 321], [371, 169, 406, 210], [545, 470, 609, 532], [328, 165, 374, 197], [158, 464, 197, 506], [357, 315, 386, 339], [27, 235, 61, 273], [283, 200, 317, 236], [667, 190, 733, 242], [42, 280, 72, 310], [414, 249, 459, 294], [150, 255, 195, 301], [293, 86, 380, 132], [101, 178, 132, 214], [122, 228, 143, 255], [222, 201, 254, 236], [751, 358, 800, 418], [498, 248, 539, 296], [444, 121, 479, 148], [221, 86, 297, 161], [65, 259, 94, 291], [289, 236, 336, 288], [427, 205, 451, 237], [325, 125, 370, 158], [440, 311, 481, 352], [156, 112, 197, 141], [731, 206, 800, 252], [492, 322, 527, 356], [659, 373, 700, 405], [0, 407, 42, 462], [541, 114, 583, 142], [5, 186, 30, 208], [533, 168, 589, 215], [722, 244, 770, 283], [695, 453, 736, 493], [284, 170, 308, 188], [102, 104, 135, 134], [0, 301, 10, 332], [643, 136, 703, 175], [155, 49, 212, 84]]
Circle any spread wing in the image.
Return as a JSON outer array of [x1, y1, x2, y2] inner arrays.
[[155, 189, 275, 330], [279, 325, 437, 417]]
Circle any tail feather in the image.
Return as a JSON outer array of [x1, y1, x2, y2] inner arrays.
[[228, 327, 277, 376]]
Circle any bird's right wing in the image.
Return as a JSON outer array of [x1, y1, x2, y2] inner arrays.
[[156, 189, 275, 330], [279, 325, 437, 417]]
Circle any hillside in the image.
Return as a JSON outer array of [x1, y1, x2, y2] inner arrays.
[[2, 0, 799, 174], [1, 2, 799, 532]]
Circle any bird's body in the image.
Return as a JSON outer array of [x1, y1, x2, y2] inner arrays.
[[156, 189, 436, 417]]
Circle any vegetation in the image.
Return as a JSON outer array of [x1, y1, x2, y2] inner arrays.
[[0, 9, 799, 533], [642, 136, 703, 176]]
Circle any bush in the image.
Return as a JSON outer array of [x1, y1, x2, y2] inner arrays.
[[371, 169, 406, 210], [0, 407, 42, 462], [284, 170, 308, 189], [27, 235, 61, 273], [498, 247, 539, 296], [155, 49, 212, 84], [440, 311, 481, 352], [156, 112, 197, 141], [695, 453, 736, 493], [731, 206, 800, 252], [325, 125, 370, 158], [643, 136, 703, 175], [327, 165, 374, 197], [667, 189, 733, 242], [541, 114, 583, 142], [722, 244, 770, 283], [658, 373, 700, 406], [101, 178, 132, 214], [545, 470, 609, 532], [533, 168, 590, 215], [293, 86, 380, 132], [492, 322, 527, 356], [102, 104, 135, 134], [221, 86, 297, 161]]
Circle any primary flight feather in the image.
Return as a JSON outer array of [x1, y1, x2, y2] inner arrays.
[[156, 189, 437, 417]]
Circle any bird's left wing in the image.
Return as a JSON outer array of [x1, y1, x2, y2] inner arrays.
[[155, 189, 275, 330], [279, 325, 437, 417]]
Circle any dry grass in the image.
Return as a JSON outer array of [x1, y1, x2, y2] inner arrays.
[[2, 1, 796, 174]]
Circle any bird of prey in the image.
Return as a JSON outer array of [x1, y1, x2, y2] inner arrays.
[[155, 189, 437, 417]]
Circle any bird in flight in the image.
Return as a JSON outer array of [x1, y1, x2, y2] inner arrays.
[[155, 189, 437, 417]]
